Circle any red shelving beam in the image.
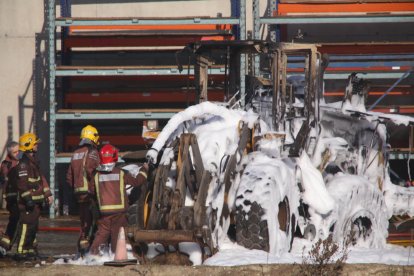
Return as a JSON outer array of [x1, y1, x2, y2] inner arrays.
[[318, 43, 414, 55], [65, 134, 149, 148], [324, 90, 413, 97], [64, 89, 225, 104], [372, 106, 414, 114], [64, 35, 233, 48]]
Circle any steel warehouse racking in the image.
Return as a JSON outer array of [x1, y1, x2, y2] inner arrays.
[[46, 0, 247, 217], [45, 0, 413, 217]]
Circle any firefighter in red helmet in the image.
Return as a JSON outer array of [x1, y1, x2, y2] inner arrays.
[[89, 144, 148, 255]]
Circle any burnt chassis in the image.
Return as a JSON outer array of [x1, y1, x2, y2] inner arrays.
[[124, 41, 327, 262]]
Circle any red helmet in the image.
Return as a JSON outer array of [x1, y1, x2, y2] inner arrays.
[[99, 144, 118, 165]]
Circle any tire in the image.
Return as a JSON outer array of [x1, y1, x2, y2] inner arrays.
[[126, 185, 150, 258], [236, 197, 294, 252], [234, 153, 299, 254], [236, 201, 270, 251], [127, 185, 147, 229], [121, 164, 148, 228], [327, 175, 388, 248]]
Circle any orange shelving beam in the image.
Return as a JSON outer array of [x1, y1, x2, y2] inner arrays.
[[65, 25, 234, 48], [69, 24, 233, 32], [277, 3, 414, 14]]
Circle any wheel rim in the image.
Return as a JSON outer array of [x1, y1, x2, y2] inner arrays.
[[344, 210, 375, 245], [143, 191, 151, 228], [278, 197, 290, 232]]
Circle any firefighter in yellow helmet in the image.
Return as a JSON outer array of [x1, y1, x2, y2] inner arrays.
[[13, 133, 53, 260], [66, 125, 100, 255]]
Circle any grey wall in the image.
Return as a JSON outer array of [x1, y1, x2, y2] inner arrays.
[[0, 0, 45, 157]]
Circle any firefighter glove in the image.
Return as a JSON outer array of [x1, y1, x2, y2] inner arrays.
[[26, 199, 35, 212]]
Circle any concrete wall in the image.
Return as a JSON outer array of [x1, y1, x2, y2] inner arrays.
[[68, 0, 231, 17], [0, 0, 45, 158]]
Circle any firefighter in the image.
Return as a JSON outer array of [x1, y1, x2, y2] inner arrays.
[[89, 144, 148, 255], [66, 125, 100, 254], [14, 133, 53, 259], [0, 141, 19, 256]]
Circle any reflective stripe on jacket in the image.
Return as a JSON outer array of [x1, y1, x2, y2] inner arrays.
[[93, 167, 147, 215], [15, 153, 52, 204], [95, 170, 125, 214], [66, 146, 99, 195]]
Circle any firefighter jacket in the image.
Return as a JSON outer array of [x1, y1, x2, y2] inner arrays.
[[66, 145, 100, 195], [15, 153, 52, 205], [0, 155, 19, 200], [93, 167, 147, 215]]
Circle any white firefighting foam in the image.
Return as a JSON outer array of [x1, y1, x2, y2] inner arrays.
[[55, 101, 413, 266]]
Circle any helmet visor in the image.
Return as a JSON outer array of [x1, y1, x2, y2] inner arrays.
[[97, 163, 115, 172]]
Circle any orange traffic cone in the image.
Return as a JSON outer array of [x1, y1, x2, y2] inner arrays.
[[114, 227, 128, 261], [104, 227, 137, 266]]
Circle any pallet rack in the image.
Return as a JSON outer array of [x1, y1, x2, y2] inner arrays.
[[46, 0, 247, 217], [45, 0, 413, 217], [253, 0, 414, 75], [253, 0, 414, 184], [253, 1, 414, 107]]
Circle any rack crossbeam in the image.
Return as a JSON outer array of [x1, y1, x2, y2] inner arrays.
[[260, 15, 414, 25], [56, 17, 240, 26]]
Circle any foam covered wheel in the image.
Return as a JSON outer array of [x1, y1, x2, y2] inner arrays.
[[327, 175, 389, 247], [235, 197, 293, 252], [236, 201, 269, 251], [234, 153, 299, 254]]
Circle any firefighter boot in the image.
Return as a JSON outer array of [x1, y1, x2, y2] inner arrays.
[[79, 238, 90, 257], [0, 235, 11, 257], [0, 246, 6, 257], [25, 249, 39, 261]]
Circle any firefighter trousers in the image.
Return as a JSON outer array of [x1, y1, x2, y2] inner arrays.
[[3, 199, 19, 249], [79, 201, 92, 240], [15, 204, 40, 255], [90, 213, 127, 254]]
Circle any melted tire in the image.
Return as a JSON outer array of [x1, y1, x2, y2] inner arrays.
[[234, 153, 299, 254], [327, 175, 388, 247], [235, 202, 269, 251], [127, 203, 141, 227], [127, 186, 147, 229]]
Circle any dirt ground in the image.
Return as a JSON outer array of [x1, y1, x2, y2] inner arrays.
[[1, 212, 414, 275], [0, 263, 413, 276]]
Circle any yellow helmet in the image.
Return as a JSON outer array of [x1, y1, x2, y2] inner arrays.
[[80, 125, 99, 145], [19, 133, 40, 152]]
